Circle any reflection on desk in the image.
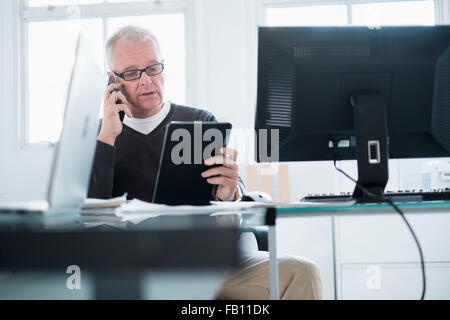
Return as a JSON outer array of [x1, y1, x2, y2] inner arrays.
[[0, 209, 241, 299]]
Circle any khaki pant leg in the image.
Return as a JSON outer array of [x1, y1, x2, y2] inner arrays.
[[216, 251, 323, 300]]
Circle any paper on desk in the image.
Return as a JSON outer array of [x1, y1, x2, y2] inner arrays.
[[114, 199, 355, 225], [210, 200, 356, 209], [114, 199, 255, 224], [115, 199, 212, 225], [83, 194, 127, 209], [117, 199, 351, 215], [116, 199, 239, 215]]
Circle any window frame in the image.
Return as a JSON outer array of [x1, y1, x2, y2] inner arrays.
[[19, 0, 193, 147], [257, 0, 445, 26]]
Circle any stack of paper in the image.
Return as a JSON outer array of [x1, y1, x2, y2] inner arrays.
[[82, 196, 356, 226], [114, 199, 267, 224], [82, 194, 128, 209], [81, 194, 129, 227]]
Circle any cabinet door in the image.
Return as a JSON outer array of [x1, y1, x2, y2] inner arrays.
[[337, 214, 450, 264], [340, 263, 450, 300]]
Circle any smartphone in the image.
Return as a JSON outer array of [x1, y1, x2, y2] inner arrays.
[[108, 75, 125, 122]]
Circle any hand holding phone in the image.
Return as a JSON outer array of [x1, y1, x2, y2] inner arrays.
[[97, 75, 132, 146], [108, 75, 126, 122]]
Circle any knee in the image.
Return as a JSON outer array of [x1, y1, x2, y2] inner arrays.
[[278, 256, 323, 299], [279, 256, 322, 283]]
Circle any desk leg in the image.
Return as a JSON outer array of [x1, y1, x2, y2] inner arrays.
[[93, 272, 142, 300], [268, 225, 279, 300]]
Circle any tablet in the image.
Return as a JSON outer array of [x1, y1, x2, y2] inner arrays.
[[153, 121, 232, 205]]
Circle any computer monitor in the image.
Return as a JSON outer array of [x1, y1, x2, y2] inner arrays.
[[255, 26, 450, 202]]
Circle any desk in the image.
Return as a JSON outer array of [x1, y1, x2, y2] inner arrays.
[[240, 200, 450, 300], [0, 211, 240, 299], [3, 201, 446, 300]]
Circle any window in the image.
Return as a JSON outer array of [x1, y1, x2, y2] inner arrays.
[[352, 1, 435, 26], [266, 5, 348, 26], [265, 0, 436, 27], [22, 0, 187, 144]]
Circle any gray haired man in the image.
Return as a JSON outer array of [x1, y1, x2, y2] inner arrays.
[[88, 25, 323, 299]]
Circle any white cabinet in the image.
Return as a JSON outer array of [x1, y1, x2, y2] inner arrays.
[[340, 263, 450, 300], [336, 214, 450, 299]]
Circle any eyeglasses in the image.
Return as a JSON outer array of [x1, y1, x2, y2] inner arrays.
[[113, 62, 164, 81]]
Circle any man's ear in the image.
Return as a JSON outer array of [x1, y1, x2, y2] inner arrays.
[[107, 71, 121, 85]]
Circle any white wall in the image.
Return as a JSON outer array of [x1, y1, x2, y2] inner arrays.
[[0, 0, 54, 201], [191, 0, 257, 129], [443, 0, 450, 23]]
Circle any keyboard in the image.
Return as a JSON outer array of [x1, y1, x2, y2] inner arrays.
[[302, 188, 450, 203]]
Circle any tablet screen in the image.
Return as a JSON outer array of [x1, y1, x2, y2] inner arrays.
[[153, 122, 232, 205]]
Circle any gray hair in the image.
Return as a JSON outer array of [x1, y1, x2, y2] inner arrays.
[[105, 25, 161, 70]]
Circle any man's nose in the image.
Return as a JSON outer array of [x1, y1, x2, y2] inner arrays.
[[139, 71, 153, 86]]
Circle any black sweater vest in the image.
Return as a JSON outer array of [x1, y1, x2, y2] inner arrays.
[[88, 103, 217, 202]]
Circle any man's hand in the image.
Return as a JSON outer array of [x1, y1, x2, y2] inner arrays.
[[97, 82, 132, 146], [202, 147, 239, 201]]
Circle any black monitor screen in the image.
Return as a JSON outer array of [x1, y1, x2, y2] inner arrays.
[[255, 26, 450, 163]]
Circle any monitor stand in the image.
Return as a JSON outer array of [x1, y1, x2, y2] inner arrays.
[[351, 94, 389, 203]]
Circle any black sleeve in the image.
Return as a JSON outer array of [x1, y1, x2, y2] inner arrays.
[[87, 140, 116, 199], [203, 110, 218, 123]]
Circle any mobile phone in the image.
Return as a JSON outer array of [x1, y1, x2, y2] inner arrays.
[[108, 75, 125, 122]]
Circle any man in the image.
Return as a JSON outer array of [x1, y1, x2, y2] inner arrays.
[[88, 25, 323, 299]]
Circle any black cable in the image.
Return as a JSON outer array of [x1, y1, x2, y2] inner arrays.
[[332, 144, 426, 300], [386, 199, 426, 300]]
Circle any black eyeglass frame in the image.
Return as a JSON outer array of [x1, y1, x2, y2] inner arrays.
[[113, 62, 165, 81]]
